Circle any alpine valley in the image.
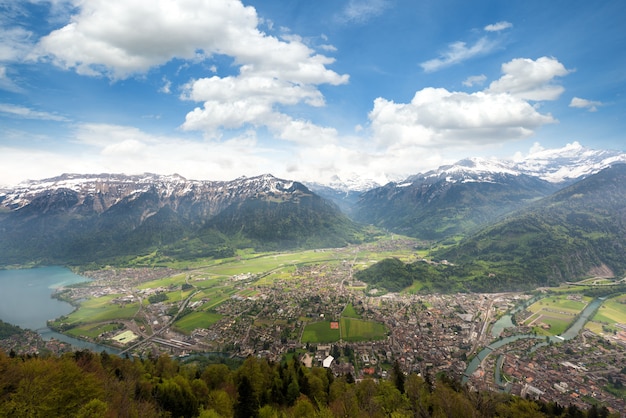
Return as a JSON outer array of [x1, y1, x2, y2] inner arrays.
[[1, 142, 626, 292]]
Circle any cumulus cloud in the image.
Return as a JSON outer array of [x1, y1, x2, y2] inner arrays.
[[569, 97, 603, 112], [0, 103, 69, 121], [420, 37, 497, 73], [36, 0, 348, 84], [487, 56, 570, 100], [484, 21, 513, 32], [34, 0, 349, 146], [369, 57, 569, 150]]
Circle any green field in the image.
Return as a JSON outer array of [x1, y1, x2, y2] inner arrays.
[[301, 312, 387, 343], [340, 317, 387, 342], [302, 321, 341, 343], [174, 312, 223, 334], [524, 295, 589, 336], [342, 303, 361, 319], [65, 323, 120, 339], [60, 295, 140, 325], [587, 294, 626, 333]]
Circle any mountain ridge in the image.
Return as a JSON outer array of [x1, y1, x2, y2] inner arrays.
[[0, 173, 362, 267]]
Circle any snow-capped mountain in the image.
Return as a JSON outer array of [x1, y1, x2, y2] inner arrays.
[[511, 142, 626, 183], [352, 143, 626, 241], [0, 173, 360, 266], [402, 142, 626, 187], [0, 172, 304, 214]]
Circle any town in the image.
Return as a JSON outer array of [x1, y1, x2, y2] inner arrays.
[[29, 242, 626, 414]]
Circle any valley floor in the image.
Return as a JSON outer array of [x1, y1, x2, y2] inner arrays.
[[33, 240, 626, 414]]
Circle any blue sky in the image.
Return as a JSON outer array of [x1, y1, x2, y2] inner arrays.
[[0, 0, 624, 187]]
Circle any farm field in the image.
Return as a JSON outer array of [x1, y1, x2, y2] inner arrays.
[[524, 295, 590, 336], [65, 323, 120, 339]]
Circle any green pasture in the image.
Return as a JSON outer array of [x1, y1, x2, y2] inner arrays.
[[190, 287, 237, 310], [65, 323, 120, 339], [527, 295, 588, 315], [163, 288, 195, 303], [342, 303, 361, 319], [340, 317, 387, 342], [137, 274, 188, 290], [524, 295, 589, 336], [587, 295, 626, 331], [62, 295, 139, 324], [174, 312, 223, 334], [301, 321, 340, 343]]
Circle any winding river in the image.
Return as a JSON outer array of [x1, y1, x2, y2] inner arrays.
[[462, 297, 604, 384]]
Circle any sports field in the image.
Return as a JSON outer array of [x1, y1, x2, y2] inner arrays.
[[340, 317, 387, 342], [301, 302, 387, 343], [301, 320, 341, 343]]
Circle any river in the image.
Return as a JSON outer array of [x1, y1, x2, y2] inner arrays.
[[463, 296, 604, 384], [0, 266, 119, 354]]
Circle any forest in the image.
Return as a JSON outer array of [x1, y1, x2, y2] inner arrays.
[[0, 349, 616, 418]]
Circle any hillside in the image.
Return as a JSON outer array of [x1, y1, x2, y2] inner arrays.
[[0, 349, 608, 418], [349, 144, 626, 241], [354, 166, 557, 240], [438, 163, 626, 289], [0, 174, 362, 267], [355, 164, 626, 292]]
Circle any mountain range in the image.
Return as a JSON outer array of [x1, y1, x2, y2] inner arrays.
[[0, 173, 361, 267], [2, 142, 626, 291]]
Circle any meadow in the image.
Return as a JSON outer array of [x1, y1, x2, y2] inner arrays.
[[174, 312, 223, 334], [524, 295, 589, 336], [61, 295, 140, 325], [587, 294, 626, 333]]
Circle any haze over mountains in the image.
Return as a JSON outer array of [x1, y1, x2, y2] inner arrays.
[[1, 142, 625, 291]]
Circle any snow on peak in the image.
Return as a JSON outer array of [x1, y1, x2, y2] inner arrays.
[[512, 142, 626, 182]]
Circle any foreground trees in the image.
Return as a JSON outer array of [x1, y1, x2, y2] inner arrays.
[[0, 349, 616, 417]]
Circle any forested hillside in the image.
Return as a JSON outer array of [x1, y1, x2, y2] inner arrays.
[[439, 164, 626, 287], [0, 350, 613, 417]]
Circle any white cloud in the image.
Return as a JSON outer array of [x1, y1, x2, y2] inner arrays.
[[159, 77, 172, 94], [0, 103, 69, 121], [462, 74, 487, 87], [487, 56, 570, 100], [36, 0, 348, 84], [369, 87, 555, 148], [369, 57, 571, 151], [70, 123, 273, 178], [569, 97, 603, 112], [34, 0, 350, 148], [0, 26, 35, 62], [337, 0, 391, 24], [484, 21, 513, 32], [420, 37, 497, 73]]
